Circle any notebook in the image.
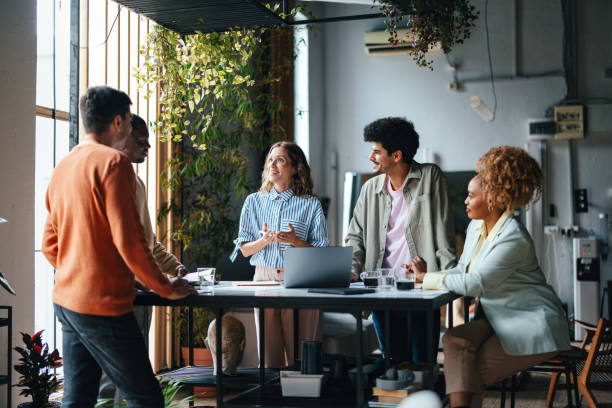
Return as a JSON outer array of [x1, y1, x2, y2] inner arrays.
[[283, 246, 353, 289]]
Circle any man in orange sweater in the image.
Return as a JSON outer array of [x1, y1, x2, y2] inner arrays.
[[42, 85, 195, 408]]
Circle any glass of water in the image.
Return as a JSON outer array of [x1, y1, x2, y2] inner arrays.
[[377, 268, 394, 290], [197, 267, 215, 293]]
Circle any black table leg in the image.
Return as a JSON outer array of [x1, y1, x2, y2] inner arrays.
[[293, 308, 299, 366], [426, 309, 434, 387], [259, 307, 265, 386], [384, 310, 391, 369], [355, 310, 364, 408], [406, 311, 413, 363], [216, 307, 224, 407], [188, 306, 194, 366]]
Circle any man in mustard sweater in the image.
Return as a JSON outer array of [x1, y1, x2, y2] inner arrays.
[[42, 86, 195, 408]]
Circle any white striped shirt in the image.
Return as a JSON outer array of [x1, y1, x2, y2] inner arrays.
[[231, 188, 329, 268]]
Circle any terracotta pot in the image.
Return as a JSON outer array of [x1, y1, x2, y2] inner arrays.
[[180, 346, 216, 397]]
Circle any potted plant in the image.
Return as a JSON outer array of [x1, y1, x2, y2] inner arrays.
[[374, 0, 479, 69], [177, 307, 215, 367], [13, 330, 62, 408]]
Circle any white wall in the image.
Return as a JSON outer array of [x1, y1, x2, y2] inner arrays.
[[0, 0, 36, 404], [307, 0, 612, 313]]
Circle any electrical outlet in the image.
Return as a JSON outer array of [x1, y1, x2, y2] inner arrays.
[[554, 105, 584, 139], [544, 225, 560, 235], [575, 189, 588, 213]]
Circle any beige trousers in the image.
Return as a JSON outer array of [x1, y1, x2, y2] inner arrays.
[[253, 266, 321, 368], [443, 317, 559, 408]]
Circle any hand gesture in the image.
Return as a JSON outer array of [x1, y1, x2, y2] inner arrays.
[[260, 222, 277, 245], [277, 222, 298, 245], [176, 265, 188, 278], [406, 255, 427, 283], [167, 278, 197, 300]]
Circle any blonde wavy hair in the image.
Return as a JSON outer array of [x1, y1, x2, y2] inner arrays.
[[259, 141, 314, 197], [475, 146, 544, 212]]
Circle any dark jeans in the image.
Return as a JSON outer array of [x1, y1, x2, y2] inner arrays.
[[54, 304, 163, 408], [98, 305, 153, 407], [372, 310, 440, 363]]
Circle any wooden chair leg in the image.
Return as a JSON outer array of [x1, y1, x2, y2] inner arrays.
[[578, 379, 596, 408], [510, 374, 517, 408], [546, 371, 561, 407]]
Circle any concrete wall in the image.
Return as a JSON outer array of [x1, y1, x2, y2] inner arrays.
[[307, 0, 612, 314], [0, 0, 36, 404]]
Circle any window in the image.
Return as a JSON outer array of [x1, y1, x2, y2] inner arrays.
[[35, 0, 158, 357], [35, 0, 71, 353]]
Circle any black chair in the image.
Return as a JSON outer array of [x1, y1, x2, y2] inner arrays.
[[499, 345, 584, 408]]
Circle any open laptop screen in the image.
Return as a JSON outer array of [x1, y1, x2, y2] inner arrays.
[[283, 246, 353, 288]]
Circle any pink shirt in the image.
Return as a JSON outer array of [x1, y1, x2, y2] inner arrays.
[[382, 174, 412, 271]]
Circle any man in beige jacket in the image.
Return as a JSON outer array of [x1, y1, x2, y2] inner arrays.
[[99, 114, 188, 405], [345, 117, 456, 363]]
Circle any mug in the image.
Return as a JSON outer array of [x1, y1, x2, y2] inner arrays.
[[360, 270, 381, 288]]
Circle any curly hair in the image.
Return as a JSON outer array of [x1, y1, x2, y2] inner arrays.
[[259, 141, 314, 197], [475, 146, 544, 212], [363, 117, 419, 163]]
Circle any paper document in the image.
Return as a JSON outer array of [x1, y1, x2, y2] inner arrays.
[[231, 281, 281, 286]]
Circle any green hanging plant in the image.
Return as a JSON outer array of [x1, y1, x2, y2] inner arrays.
[[375, 0, 479, 69], [135, 24, 294, 269]]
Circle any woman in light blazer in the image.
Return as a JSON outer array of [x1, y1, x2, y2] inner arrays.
[[410, 146, 570, 408]]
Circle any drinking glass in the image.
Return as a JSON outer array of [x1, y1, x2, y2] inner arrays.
[[359, 270, 381, 288], [394, 268, 415, 290], [197, 267, 215, 293], [377, 268, 394, 290]]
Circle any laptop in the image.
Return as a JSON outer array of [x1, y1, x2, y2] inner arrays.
[[283, 246, 353, 289]]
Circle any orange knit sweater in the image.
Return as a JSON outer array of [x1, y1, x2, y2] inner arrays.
[[42, 143, 173, 316]]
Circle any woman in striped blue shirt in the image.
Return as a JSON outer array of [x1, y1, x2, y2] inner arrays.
[[232, 141, 329, 368]]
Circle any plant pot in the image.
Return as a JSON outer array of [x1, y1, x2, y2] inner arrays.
[[17, 402, 61, 408], [181, 346, 214, 366], [180, 346, 216, 397]]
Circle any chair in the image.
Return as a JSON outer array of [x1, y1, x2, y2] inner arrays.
[[574, 318, 612, 407], [499, 348, 583, 408], [499, 331, 586, 408], [545, 319, 598, 407]]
